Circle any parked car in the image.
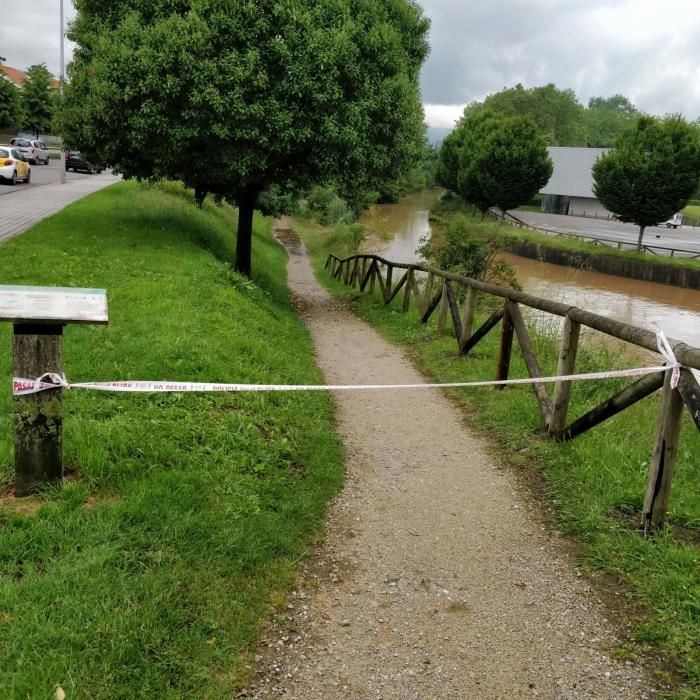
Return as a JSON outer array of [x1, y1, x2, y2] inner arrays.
[[9, 137, 49, 165], [0, 146, 31, 185], [9, 138, 37, 164], [29, 139, 50, 165], [65, 150, 102, 174]]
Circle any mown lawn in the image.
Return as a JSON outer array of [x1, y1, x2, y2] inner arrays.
[[297, 216, 700, 696], [0, 181, 344, 698]]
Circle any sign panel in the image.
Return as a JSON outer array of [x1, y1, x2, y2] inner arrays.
[[0, 285, 108, 324]]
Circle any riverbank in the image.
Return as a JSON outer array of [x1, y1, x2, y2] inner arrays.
[[432, 195, 700, 290], [508, 238, 700, 290], [0, 182, 344, 697], [294, 216, 700, 695]]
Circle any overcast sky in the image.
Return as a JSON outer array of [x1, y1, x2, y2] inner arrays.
[[2, 0, 699, 128]]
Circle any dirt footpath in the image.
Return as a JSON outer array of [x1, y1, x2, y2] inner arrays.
[[246, 224, 656, 699]]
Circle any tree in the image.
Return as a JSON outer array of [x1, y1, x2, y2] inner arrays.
[[584, 94, 640, 147], [593, 115, 700, 251], [22, 64, 54, 137], [438, 111, 551, 215], [436, 128, 467, 193], [62, 0, 429, 277], [463, 83, 586, 146], [0, 78, 23, 130], [472, 117, 553, 214]]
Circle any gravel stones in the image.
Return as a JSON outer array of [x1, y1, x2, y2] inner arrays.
[[244, 228, 660, 699]]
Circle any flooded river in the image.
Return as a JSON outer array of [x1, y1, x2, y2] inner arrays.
[[361, 191, 700, 348]]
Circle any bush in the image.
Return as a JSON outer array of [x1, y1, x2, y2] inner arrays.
[[305, 185, 354, 225], [327, 222, 367, 253]]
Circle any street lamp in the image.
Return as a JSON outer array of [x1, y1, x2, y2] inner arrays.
[[59, 0, 66, 184]]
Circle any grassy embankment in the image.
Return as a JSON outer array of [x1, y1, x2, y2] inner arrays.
[[295, 214, 700, 696], [433, 197, 700, 273], [0, 181, 344, 697], [517, 198, 700, 226]]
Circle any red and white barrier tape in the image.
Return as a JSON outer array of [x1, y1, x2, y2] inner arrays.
[[12, 365, 675, 396], [10, 332, 689, 397]]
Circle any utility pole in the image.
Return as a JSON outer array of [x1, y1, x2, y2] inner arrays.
[[59, 0, 66, 184]]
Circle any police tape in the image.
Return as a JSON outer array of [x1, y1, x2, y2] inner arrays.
[[11, 332, 691, 397], [11, 365, 675, 396]]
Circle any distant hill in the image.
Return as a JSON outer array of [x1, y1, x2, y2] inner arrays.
[[427, 126, 453, 146]]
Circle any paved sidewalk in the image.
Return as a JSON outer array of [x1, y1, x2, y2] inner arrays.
[[0, 173, 121, 243]]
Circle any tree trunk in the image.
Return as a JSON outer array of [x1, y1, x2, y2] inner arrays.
[[235, 186, 259, 278], [636, 224, 646, 253]]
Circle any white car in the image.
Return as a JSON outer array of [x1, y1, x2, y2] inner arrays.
[[9, 138, 49, 165], [661, 213, 683, 229], [30, 139, 50, 165]]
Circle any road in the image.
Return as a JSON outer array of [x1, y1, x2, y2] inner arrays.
[[510, 210, 700, 256], [0, 157, 94, 196]]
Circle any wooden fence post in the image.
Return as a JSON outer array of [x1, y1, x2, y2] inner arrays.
[[385, 266, 393, 301], [549, 315, 581, 434], [369, 261, 377, 296], [436, 282, 449, 334], [495, 301, 514, 386], [642, 371, 684, 529], [508, 301, 552, 424], [459, 287, 478, 352], [403, 269, 414, 312], [13, 324, 64, 496]]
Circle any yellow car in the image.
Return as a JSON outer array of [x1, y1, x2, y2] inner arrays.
[[0, 145, 31, 185]]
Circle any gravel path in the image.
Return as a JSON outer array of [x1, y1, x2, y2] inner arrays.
[[245, 223, 657, 699]]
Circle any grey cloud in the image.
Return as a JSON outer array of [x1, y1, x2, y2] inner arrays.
[[2, 1, 698, 121], [0, 1, 77, 76], [418, 0, 700, 119]]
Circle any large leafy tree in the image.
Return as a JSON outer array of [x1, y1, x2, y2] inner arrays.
[[438, 111, 551, 215], [463, 83, 585, 146], [0, 78, 23, 130], [472, 117, 552, 214], [593, 115, 700, 251], [22, 64, 54, 137], [62, 0, 429, 277], [584, 94, 640, 147]]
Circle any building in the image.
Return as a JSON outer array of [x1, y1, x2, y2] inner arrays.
[[539, 147, 610, 218], [1, 64, 60, 90]]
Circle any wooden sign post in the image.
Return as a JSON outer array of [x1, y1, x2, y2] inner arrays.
[[0, 285, 108, 496]]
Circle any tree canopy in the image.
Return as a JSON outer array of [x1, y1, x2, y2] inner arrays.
[[463, 83, 586, 146], [593, 115, 700, 250], [438, 111, 551, 215], [22, 64, 54, 137], [62, 0, 429, 276], [584, 95, 640, 147], [0, 77, 23, 131], [459, 84, 646, 148]]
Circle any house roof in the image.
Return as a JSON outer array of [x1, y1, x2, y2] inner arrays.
[[1, 65, 60, 90], [539, 147, 609, 199]]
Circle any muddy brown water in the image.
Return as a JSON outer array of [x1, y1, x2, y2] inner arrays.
[[361, 191, 700, 349]]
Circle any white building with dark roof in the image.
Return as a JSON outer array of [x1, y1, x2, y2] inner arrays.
[[539, 147, 610, 217]]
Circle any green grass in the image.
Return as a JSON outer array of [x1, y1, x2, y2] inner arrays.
[[298, 216, 700, 695], [0, 182, 344, 697], [683, 204, 700, 224]]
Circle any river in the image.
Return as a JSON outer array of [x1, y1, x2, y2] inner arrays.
[[361, 190, 700, 348]]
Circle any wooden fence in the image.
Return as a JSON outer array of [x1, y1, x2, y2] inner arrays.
[[325, 252, 700, 529]]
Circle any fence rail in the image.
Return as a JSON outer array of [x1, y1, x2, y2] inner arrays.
[[326, 252, 700, 529]]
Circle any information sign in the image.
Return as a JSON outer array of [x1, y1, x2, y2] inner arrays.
[[0, 285, 108, 325]]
